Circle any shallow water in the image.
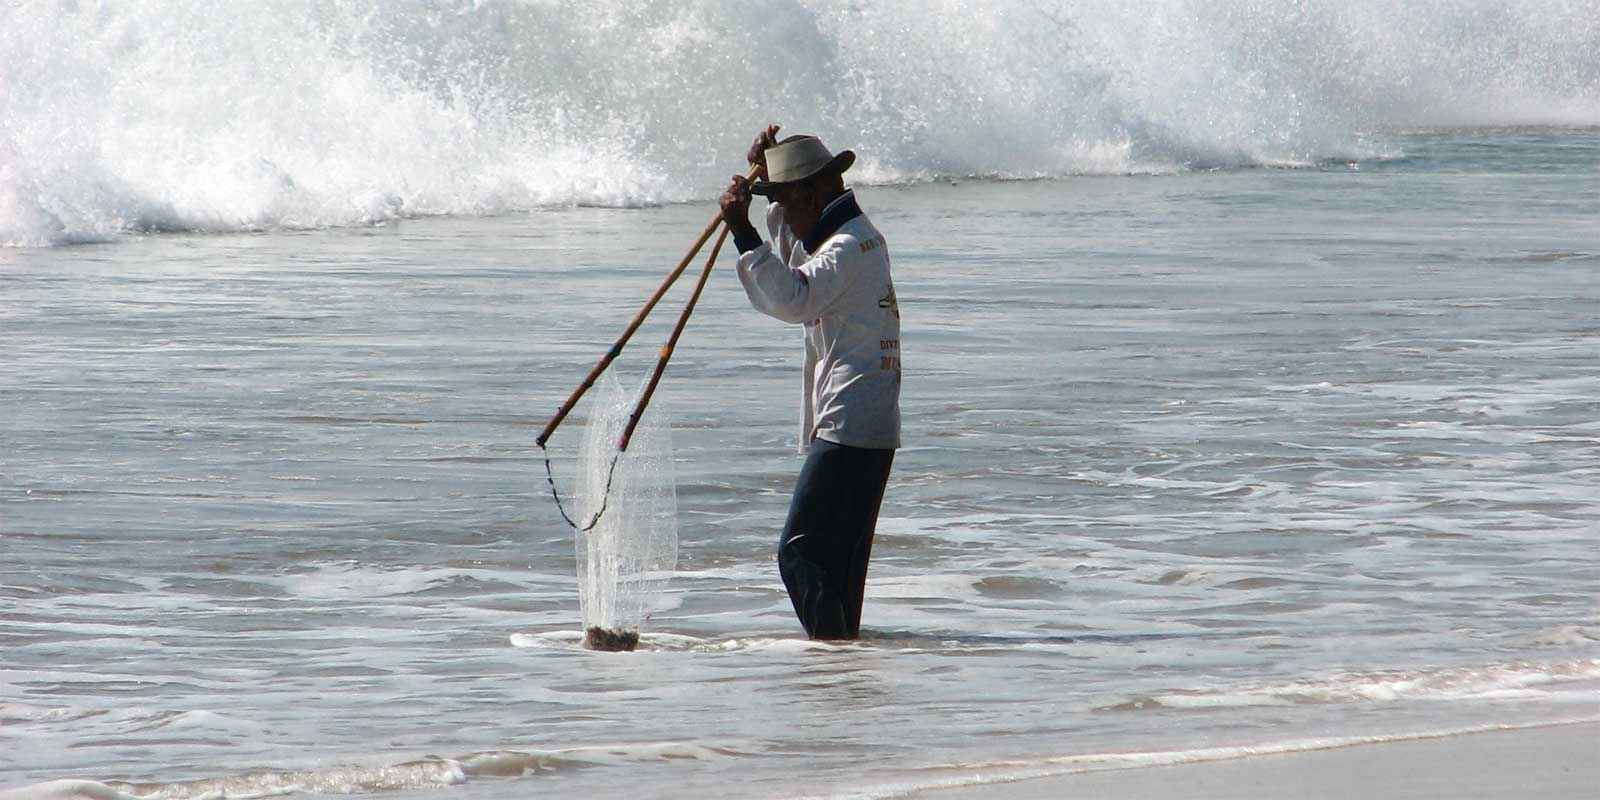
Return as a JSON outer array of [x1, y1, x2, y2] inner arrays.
[[3, 127, 1599, 799]]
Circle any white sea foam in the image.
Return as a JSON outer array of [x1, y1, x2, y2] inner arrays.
[[107, 759, 469, 800], [1098, 659, 1600, 712], [0, 742, 745, 800], [3, 0, 1595, 246], [509, 630, 859, 654]]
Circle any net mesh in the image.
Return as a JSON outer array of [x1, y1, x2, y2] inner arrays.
[[574, 370, 678, 635]]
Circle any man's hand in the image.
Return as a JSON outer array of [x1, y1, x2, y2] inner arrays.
[[720, 174, 758, 240], [747, 124, 781, 178]]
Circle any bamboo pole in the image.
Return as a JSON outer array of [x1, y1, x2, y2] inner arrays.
[[618, 223, 730, 452], [535, 166, 757, 448]]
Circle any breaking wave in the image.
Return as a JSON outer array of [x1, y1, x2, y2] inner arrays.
[[3, 0, 1596, 246]]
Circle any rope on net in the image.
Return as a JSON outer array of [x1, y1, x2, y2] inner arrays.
[[539, 441, 622, 532]]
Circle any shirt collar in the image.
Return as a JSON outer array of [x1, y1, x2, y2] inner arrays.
[[802, 190, 862, 253]]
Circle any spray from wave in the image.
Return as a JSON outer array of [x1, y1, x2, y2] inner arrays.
[[2, 0, 1595, 246]]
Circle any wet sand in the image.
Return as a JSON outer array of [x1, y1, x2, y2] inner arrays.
[[915, 722, 1600, 800]]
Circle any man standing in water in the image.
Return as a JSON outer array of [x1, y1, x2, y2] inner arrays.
[[720, 126, 902, 640]]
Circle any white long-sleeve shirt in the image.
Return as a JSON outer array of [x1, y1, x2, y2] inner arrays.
[[735, 190, 902, 453]]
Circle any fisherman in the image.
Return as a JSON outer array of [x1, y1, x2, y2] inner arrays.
[[719, 125, 902, 640]]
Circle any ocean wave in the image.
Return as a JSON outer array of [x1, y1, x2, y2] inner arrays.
[[3, 0, 1596, 246], [0, 742, 747, 800]]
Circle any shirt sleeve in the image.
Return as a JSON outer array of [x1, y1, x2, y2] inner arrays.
[[732, 202, 795, 258], [736, 235, 856, 325], [764, 203, 794, 264]]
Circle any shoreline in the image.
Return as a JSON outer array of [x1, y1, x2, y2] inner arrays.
[[906, 721, 1600, 800]]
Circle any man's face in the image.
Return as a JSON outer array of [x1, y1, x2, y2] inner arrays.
[[771, 183, 823, 240]]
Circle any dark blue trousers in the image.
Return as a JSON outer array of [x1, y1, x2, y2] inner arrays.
[[778, 438, 895, 640]]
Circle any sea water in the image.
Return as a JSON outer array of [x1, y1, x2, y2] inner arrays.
[[3, 2, 1599, 799]]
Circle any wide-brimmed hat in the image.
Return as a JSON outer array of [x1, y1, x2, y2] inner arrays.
[[750, 135, 855, 196]]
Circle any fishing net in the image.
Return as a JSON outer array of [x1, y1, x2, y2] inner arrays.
[[563, 370, 678, 650], [538, 216, 728, 651]]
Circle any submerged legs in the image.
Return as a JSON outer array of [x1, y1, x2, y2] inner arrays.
[[777, 439, 894, 640]]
